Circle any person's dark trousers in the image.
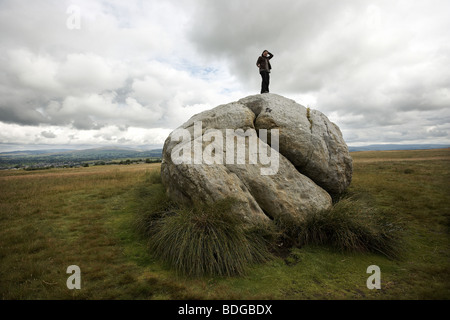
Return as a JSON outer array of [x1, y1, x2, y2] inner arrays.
[[260, 71, 270, 93]]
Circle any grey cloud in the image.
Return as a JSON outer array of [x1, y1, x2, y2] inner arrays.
[[188, 0, 450, 137], [41, 131, 57, 139], [71, 118, 104, 131], [0, 0, 449, 148], [117, 137, 131, 143], [427, 127, 448, 138], [0, 103, 47, 126], [188, 0, 366, 90]]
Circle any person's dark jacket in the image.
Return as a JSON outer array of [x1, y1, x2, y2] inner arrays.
[[256, 52, 273, 72]]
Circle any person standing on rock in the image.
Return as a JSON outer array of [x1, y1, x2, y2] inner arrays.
[[256, 50, 273, 94]]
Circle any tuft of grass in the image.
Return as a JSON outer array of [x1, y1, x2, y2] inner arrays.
[[133, 181, 176, 238], [306, 107, 313, 130], [135, 185, 272, 277], [144, 168, 162, 185], [289, 195, 403, 259]]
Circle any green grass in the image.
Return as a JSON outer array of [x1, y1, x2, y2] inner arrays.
[[291, 195, 403, 259], [0, 149, 449, 299], [145, 200, 270, 277], [133, 172, 272, 277]]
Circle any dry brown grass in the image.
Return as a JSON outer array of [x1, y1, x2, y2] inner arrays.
[[351, 148, 450, 163]]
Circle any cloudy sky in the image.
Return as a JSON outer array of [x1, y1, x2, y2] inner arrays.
[[0, 0, 449, 151]]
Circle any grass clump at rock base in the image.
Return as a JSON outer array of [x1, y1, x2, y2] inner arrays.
[[292, 196, 402, 259], [134, 172, 271, 277], [135, 169, 402, 277], [149, 201, 271, 277]]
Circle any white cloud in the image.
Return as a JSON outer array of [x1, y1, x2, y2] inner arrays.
[[0, 122, 172, 147], [57, 53, 128, 94], [0, 0, 449, 151], [7, 49, 61, 93]]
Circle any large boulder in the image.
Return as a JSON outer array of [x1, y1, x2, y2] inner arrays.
[[161, 93, 352, 226]]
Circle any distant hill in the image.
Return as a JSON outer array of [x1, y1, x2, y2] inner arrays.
[[0, 149, 74, 156], [39, 147, 163, 159], [0, 147, 163, 169], [2, 144, 449, 168], [0, 147, 162, 158], [348, 144, 449, 152]]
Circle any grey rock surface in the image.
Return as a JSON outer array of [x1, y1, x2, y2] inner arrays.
[[239, 94, 352, 195], [161, 93, 352, 226]]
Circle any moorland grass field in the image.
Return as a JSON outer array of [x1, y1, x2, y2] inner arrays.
[[0, 148, 449, 299]]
